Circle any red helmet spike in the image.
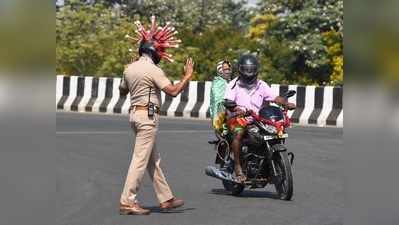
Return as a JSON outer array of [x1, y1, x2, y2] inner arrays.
[[158, 52, 171, 58], [153, 27, 163, 38], [159, 27, 174, 39], [128, 16, 180, 63], [160, 32, 178, 42], [162, 55, 174, 62], [125, 34, 139, 42], [149, 15, 157, 36], [158, 22, 172, 36], [169, 39, 182, 43]]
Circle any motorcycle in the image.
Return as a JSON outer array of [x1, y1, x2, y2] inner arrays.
[[205, 90, 296, 200]]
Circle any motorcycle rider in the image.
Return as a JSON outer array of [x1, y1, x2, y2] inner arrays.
[[224, 54, 294, 183]]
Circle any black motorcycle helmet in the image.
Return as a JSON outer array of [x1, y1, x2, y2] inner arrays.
[[138, 40, 161, 64], [259, 106, 284, 121], [237, 54, 259, 85]]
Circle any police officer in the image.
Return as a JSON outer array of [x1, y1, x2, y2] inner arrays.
[[119, 39, 194, 215]]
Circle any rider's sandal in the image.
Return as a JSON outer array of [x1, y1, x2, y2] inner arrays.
[[234, 173, 247, 183]]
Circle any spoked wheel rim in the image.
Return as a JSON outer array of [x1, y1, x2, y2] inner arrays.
[[275, 164, 288, 196]]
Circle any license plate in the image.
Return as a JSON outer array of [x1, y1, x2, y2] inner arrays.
[[263, 133, 288, 140]]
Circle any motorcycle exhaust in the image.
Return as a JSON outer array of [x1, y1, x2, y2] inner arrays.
[[204, 166, 237, 183]]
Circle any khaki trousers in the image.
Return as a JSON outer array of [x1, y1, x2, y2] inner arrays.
[[120, 109, 173, 205]]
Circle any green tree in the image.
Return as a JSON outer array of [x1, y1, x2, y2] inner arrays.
[[254, 0, 343, 85], [258, 0, 307, 12], [161, 25, 258, 81], [56, 0, 343, 85], [247, 14, 277, 41], [56, 0, 132, 76], [84, 0, 251, 32], [323, 30, 343, 85], [57, 0, 253, 80]]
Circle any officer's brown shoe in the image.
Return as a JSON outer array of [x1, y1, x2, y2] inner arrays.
[[159, 197, 184, 210], [119, 203, 150, 215]]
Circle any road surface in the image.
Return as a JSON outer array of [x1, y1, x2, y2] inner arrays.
[[56, 112, 343, 225]]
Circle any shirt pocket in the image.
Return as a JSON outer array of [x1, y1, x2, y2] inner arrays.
[[251, 93, 264, 109]]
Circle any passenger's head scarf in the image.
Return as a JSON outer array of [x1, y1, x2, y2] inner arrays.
[[216, 60, 232, 81]]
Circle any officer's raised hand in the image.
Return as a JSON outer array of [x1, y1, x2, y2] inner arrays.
[[183, 57, 194, 80], [162, 57, 195, 97]]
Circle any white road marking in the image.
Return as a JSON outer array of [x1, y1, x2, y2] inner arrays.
[[56, 75, 64, 105], [63, 76, 78, 111], [199, 82, 212, 119], [317, 86, 334, 127], [299, 86, 316, 125], [106, 77, 121, 114], [183, 81, 198, 118], [77, 76, 93, 112], [336, 109, 343, 128], [91, 77, 107, 112], [56, 130, 211, 135], [287, 85, 298, 118]]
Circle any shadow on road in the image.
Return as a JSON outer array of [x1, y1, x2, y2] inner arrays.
[[210, 188, 280, 199], [143, 206, 196, 214]]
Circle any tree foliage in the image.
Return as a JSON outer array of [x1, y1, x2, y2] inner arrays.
[[56, 0, 132, 76], [255, 0, 343, 85], [56, 0, 343, 85]]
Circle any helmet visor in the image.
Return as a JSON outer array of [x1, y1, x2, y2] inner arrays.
[[239, 64, 257, 76]]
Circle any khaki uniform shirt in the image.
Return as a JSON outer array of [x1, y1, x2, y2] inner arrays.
[[120, 56, 171, 108]]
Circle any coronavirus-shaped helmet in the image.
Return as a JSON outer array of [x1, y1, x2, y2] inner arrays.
[[125, 15, 181, 64]]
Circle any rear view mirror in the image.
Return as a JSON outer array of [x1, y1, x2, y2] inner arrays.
[[283, 90, 296, 98]]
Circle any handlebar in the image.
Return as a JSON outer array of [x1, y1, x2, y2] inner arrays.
[[269, 100, 296, 111], [282, 90, 296, 98]]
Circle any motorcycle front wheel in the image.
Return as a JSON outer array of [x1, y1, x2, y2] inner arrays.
[[273, 150, 293, 200]]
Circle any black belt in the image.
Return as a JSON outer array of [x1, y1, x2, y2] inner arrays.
[[130, 105, 160, 114]]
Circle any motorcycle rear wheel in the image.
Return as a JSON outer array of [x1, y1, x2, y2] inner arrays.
[[273, 150, 293, 200]]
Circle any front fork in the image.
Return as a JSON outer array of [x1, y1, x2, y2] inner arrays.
[[287, 152, 294, 165], [266, 141, 295, 178], [265, 142, 279, 177]]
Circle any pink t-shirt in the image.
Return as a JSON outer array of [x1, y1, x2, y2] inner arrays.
[[224, 78, 276, 113]]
